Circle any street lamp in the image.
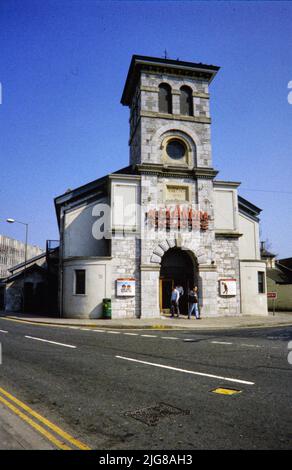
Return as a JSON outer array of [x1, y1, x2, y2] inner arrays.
[[6, 218, 29, 313]]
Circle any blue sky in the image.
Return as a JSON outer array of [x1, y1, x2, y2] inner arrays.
[[0, 0, 291, 257]]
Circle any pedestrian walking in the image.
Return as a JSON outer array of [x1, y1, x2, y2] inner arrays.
[[176, 284, 184, 315], [170, 286, 180, 318], [188, 286, 200, 319]]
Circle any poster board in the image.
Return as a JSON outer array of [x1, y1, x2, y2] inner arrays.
[[116, 278, 136, 297]]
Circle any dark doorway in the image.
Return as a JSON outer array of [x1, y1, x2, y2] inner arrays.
[[35, 282, 46, 313], [159, 248, 197, 315], [24, 282, 34, 312], [0, 287, 5, 310]]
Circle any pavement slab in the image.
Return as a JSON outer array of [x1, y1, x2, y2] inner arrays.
[[0, 401, 55, 450], [1, 311, 292, 330]]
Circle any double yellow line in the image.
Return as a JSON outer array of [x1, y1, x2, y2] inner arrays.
[[0, 387, 91, 450]]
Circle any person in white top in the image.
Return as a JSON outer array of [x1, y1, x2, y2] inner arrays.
[[170, 286, 180, 318]]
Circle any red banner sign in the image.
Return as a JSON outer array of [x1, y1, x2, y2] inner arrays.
[[145, 206, 209, 231], [267, 292, 277, 299]]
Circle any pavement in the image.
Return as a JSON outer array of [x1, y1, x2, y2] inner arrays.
[[0, 315, 292, 449], [0, 401, 55, 450], [1, 310, 292, 330]]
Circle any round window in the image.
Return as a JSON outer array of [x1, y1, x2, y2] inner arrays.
[[166, 140, 186, 160]]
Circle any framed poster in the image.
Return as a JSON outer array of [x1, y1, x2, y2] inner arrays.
[[219, 278, 237, 296], [116, 278, 136, 296]]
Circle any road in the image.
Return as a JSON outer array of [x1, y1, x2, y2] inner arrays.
[[0, 317, 291, 450]]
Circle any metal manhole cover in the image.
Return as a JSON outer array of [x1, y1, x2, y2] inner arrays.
[[124, 402, 190, 426]]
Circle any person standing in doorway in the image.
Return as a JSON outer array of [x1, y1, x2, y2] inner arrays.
[[188, 286, 200, 319], [170, 286, 180, 318], [176, 284, 184, 315]]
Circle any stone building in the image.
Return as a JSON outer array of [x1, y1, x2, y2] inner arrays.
[[55, 55, 268, 319], [0, 241, 59, 313]]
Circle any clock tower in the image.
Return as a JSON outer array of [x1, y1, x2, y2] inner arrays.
[[121, 56, 225, 318]]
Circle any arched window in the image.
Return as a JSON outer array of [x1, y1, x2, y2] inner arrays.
[[180, 86, 193, 116], [159, 83, 172, 114]]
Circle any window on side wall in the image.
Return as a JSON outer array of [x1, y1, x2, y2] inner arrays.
[[258, 271, 265, 294], [75, 269, 86, 295]]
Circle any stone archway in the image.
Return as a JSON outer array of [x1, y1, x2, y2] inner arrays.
[[159, 247, 198, 315], [150, 239, 207, 265], [140, 239, 207, 318]]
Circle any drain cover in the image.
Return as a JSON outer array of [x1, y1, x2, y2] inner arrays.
[[211, 387, 242, 395], [125, 402, 190, 426]]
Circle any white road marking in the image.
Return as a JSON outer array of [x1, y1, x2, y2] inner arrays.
[[106, 331, 121, 334], [241, 344, 262, 348], [124, 333, 139, 336], [211, 341, 233, 345], [92, 329, 105, 333], [116, 356, 255, 385], [161, 336, 178, 340], [140, 334, 157, 338], [81, 328, 92, 331], [0, 330, 8, 334], [25, 336, 76, 349]]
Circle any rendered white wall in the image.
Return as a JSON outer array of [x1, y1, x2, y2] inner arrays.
[[63, 259, 112, 319], [63, 199, 109, 258], [238, 213, 260, 260], [214, 189, 237, 231], [240, 260, 268, 315], [111, 179, 140, 232]]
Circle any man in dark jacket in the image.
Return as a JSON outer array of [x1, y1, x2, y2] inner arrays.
[[188, 286, 200, 319]]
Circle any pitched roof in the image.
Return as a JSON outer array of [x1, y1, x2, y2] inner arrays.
[[54, 166, 138, 224], [9, 252, 47, 273], [278, 258, 292, 270], [238, 195, 262, 220], [261, 248, 276, 258], [3, 264, 47, 283]]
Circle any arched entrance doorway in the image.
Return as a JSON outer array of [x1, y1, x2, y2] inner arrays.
[[159, 248, 197, 315]]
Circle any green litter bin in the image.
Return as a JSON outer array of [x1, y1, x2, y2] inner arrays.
[[102, 298, 112, 319]]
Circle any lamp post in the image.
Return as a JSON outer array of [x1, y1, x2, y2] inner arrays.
[[7, 219, 28, 313]]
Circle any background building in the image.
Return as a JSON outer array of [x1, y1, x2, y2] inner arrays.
[[261, 242, 292, 311], [0, 235, 43, 279], [0, 240, 58, 314]]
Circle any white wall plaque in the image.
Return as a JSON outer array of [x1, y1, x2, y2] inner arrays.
[[219, 278, 237, 296]]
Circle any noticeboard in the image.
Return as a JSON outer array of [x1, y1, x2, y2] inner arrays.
[[116, 278, 136, 297]]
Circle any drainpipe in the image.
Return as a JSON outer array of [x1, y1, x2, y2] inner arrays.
[[58, 208, 65, 318], [238, 259, 242, 314]]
